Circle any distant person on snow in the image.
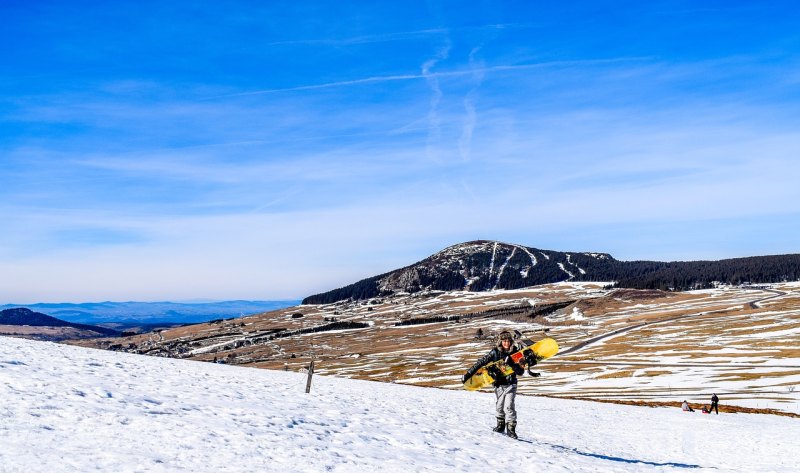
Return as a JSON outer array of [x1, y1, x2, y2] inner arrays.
[[710, 393, 719, 415], [701, 406, 709, 414], [681, 400, 694, 412], [461, 330, 537, 439]]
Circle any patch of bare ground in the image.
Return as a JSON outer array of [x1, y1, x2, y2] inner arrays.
[[725, 320, 786, 331], [771, 380, 800, 387], [713, 370, 800, 381], [548, 397, 800, 418], [761, 296, 800, 310], [567, 297, 619, 315], [562, 339, 642, 357], [744, 344, 800, 354], [595, 370, 636, 379], [608, 289, 672, 300], [641, 370, 672, 377], [1, 325, 103, 341], [676, 352, 751, 360], [538, 319, 588, 327]]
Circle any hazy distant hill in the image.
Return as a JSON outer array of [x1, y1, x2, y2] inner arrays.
[[303, 240, 800, 304], [0, 307, 119, 340], [0, 300, 299, 325]]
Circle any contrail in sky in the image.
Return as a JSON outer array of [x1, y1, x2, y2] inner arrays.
[[206, 57, 651, 100], [459, 46, 486, 162], [422, 41, 452, 162]]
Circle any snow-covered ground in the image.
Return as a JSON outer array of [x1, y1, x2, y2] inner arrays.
[[1, 337, 798, 472]]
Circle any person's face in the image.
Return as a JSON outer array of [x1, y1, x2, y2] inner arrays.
[[501, 338, 512, 350]]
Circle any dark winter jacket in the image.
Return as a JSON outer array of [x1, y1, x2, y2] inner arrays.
[[467, 342, 524, 387]]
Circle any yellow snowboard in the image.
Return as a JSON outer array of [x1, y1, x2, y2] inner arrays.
[[463, 337, 559, 391]]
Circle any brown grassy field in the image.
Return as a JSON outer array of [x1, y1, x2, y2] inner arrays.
[[70, 282, 800, 415], [1, 325, 97, 341]]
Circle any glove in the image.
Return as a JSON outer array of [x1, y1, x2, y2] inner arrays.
[[462, 366, 478, 383]]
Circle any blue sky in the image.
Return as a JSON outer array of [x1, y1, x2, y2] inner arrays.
[[2, 1, 800, 302]]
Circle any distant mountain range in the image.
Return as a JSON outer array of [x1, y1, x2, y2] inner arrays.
[[0, 308, 119, 338], [303, 240, 800, 304], [0, 300, 300, 325]]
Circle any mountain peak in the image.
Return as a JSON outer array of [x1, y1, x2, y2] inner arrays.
[[303, 241, 613, 304]]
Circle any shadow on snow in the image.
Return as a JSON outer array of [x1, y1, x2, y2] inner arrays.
[[533, 440, 702, 469]]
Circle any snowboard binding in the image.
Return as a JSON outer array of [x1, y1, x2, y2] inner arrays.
[[524, 352, 539, 377]]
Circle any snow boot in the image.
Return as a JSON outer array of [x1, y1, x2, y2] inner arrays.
[[506, 422, 517, 439], [492, 418, 505, 434]]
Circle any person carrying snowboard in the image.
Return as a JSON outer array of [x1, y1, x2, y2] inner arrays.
[[461, 330, 537, 439]]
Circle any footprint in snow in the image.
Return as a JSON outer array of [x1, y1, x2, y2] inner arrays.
[[93, 388, 113, 398]]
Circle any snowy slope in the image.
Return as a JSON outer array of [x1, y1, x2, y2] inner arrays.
[[1, 337, 798, 473]]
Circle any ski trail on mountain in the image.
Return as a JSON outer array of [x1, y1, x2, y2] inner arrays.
[[488, 242, 498, 280], [566, 253, 587, 275], [521, 246, 538, 267], [493, 247, 516, 289], [558, 262, 575, 280]]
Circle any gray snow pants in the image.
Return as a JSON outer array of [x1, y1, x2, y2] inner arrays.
[[495, 384, 517, 422]]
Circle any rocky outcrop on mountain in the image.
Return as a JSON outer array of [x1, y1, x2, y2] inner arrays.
[[303, 240, 800, 304]]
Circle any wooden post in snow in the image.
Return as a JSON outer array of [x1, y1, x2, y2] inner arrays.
[[305, 360, 315, 393]]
